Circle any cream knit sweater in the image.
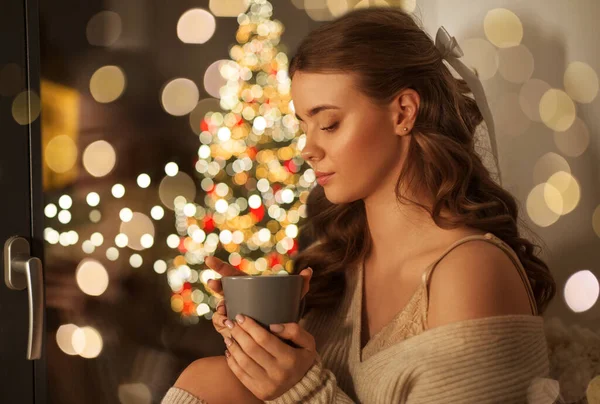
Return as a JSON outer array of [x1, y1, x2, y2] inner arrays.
[[163, 235, 550, 403]]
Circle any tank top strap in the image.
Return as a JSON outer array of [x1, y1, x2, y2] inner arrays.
[[421, 232, 538, 315]]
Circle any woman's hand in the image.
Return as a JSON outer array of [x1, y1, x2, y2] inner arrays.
[[207, 255, 312, 340], [206, 256, 247, 339], [223, 312, 318, 401]]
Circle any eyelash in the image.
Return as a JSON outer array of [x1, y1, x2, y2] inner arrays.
[[320, 123, 339, 132]]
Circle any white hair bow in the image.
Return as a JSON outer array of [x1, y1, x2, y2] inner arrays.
[[435, 26, 502, 185]]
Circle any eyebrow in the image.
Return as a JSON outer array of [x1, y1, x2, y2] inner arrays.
[[294, 105, 340, 122]]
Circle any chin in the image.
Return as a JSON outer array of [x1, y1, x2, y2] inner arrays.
[[322, 185, 361, 205]]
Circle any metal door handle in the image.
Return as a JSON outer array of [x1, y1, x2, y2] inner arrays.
[[4, 236, 44, 360]]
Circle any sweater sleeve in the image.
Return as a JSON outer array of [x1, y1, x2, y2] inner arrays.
[[265, 356, 356, 404], [161, 387, 207, 404]]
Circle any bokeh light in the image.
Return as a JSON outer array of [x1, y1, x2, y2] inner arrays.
[[58, 210, 72, 224], [204, 60, 229, 99], [151, 205, 165, 220], [539, 89, 576, 132], [519, 79, 552, 122], [564, 270, 599, 313], [526, 183, 561, 228], [533, 152, 571, 185], [111, 184, 125, 198], [45, 135, 78, 173], [484, 8, 523, 48], [161, 78, 200, 116], [458, 38, 499, 80], [86, 11, 122, 46], [56, 324, 79, 356], [106, 247, 119, 261], [553, 117, 590, 157], [304, 0, 334, 21], [44, 204, 57, 218], [209, 0, 251, 17], [58, 195, 72, 209], [119, 212, 155, 251], [129, 254, 143, 268], [159, 172, 197, 210], [86, 192, 100, 207], [119, 208, 133, 222], [326, 0, 350, 17], [83, 140, 117, 177], [154, 260, 168, 274], [12, 90, 41, 125], [564, 61, 599, 104], [165, 162, 179, 177], [497, 45, 534, 83], [177, 9, 216, 44], [89, 65, 126, 103], [72, 326, 103, 359], [544, 171, 580, 216], [89, 210, 102, 223], [137, 173, 151, 188], [76, 259, 109, 297]]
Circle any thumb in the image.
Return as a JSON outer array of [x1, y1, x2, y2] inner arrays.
[[269, 322, 315, 351], [299, 267, 313, 299], [205, 256, 245, 277]]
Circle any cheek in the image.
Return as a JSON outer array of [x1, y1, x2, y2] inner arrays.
[[341, 136, 402, 194], [338, 131, 396, 173]]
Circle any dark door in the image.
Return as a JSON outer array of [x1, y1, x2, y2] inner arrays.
[[0, 0, 46, 402]]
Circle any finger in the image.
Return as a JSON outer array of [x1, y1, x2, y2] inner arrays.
[[299, 267, 313, 298], [205, 256, 245, 277], [269, 322, 315, 351], [216, 298, 227, 314], [234, 314, 291, 361], [207, 279, 222, 294], [224, 350, 256, 389], [230, 316, 278, 371], [225, 335, 268, 380], [211, 312, 230, 335]]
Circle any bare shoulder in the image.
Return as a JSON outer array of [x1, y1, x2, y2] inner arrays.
[[426, 237, 533, 330], [173, 356, 262, 404]]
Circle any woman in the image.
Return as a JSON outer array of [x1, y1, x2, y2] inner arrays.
[[163, 7, 556, 403]]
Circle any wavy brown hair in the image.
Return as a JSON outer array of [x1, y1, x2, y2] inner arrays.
[[289, 7, 556, 317]]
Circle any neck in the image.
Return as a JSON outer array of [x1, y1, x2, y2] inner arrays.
[[362, 173, 449, 275]]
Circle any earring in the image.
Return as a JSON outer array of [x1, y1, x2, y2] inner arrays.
[[403, 128, 408, 131]]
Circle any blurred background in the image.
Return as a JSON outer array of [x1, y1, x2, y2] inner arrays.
[[1, 0, 600, 403]]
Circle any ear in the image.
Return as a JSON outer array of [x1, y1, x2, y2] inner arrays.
[[389, 89, 420, 137]]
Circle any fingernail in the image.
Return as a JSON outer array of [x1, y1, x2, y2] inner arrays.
[[224, 337, 232, 347], [235, 314, 245, 324], [308, 267, 313, 275], [225, 320, 235, 329], [270, 324, 284, 333], [225, 349, 230, 358]]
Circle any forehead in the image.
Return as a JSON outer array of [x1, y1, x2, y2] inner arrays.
[[291, 72, 359, 109]]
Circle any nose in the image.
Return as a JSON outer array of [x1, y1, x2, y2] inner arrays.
[[300, 134, 323, 164]]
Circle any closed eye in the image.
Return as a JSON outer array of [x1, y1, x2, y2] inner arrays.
[[320, 123, 339, 132]]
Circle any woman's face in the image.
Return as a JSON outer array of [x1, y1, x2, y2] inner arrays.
[[291, 71, 411, 204]]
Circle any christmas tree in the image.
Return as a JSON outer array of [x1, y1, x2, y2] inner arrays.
[[167, 0, 313, 322]]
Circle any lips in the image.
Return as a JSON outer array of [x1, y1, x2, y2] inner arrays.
[[315, 171, 335, 178], [315, 172, 335, 186]]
